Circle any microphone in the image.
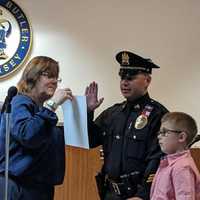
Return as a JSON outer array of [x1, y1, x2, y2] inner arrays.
[[1, 86, 18, 113]]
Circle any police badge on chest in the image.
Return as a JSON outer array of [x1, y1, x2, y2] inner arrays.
[[135, 114, 148, 129], [134, 105, 153, 130]]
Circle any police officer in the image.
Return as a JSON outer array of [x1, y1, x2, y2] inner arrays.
[[85, 51, 168, 200]]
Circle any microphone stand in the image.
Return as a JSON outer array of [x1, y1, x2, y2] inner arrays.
[[1, 86, 17, 200], [4, 103, 11, 200]]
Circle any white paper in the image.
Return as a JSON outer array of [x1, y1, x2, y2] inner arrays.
[[62, 96, 89, 149]]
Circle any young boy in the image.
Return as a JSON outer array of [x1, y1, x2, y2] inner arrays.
[[150, 112, 200, 200]]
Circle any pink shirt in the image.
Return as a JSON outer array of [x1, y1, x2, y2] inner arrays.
[[150, 150, 200, 200]]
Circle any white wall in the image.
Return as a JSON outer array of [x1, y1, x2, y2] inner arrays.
[[1, 0, 200, 146]]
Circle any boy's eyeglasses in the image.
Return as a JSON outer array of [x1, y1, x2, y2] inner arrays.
[[40, 71, 62, 83], [157, 128, 183, 137]]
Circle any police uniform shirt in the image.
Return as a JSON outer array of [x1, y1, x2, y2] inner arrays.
[[88, 93, 168, 199]]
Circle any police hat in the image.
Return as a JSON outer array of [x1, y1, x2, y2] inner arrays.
[[116, 51, 159, 78]]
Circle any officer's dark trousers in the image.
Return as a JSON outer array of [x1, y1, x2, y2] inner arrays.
[[0, 176, 54, 200], [104, 190, 125, 200]]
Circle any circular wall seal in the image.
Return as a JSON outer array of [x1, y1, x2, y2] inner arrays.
[[0, 0, 32, 80]]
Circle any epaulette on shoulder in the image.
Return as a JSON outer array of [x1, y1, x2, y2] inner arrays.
[[113, 101, 126, 107], [149, 98, 168, 113], [107, 101, 126, 112]]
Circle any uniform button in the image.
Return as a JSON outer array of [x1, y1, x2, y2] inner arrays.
[[116, 135, 120, 139], [134, 104, 140, 109], [133, 135, 136, 139]]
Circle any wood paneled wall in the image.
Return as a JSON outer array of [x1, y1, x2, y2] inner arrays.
[[54, 147, 200, 200]]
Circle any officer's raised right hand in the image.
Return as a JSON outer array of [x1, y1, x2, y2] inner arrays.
[[85, 82, 104, 112]]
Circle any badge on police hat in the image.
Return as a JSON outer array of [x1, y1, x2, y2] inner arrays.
[[135, 114, 148, 129], [122, 52, 129, 65]]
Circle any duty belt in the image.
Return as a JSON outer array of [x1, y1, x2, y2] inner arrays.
[[105, 171, 140, 197]]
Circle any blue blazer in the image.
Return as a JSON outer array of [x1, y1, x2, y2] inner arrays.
[[0, 94, 65, 185]]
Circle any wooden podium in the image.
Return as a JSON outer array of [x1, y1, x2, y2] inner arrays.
[[54, 146, 102, 200], [54, 147, 200, 200], [190, 148, 200, 172]]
